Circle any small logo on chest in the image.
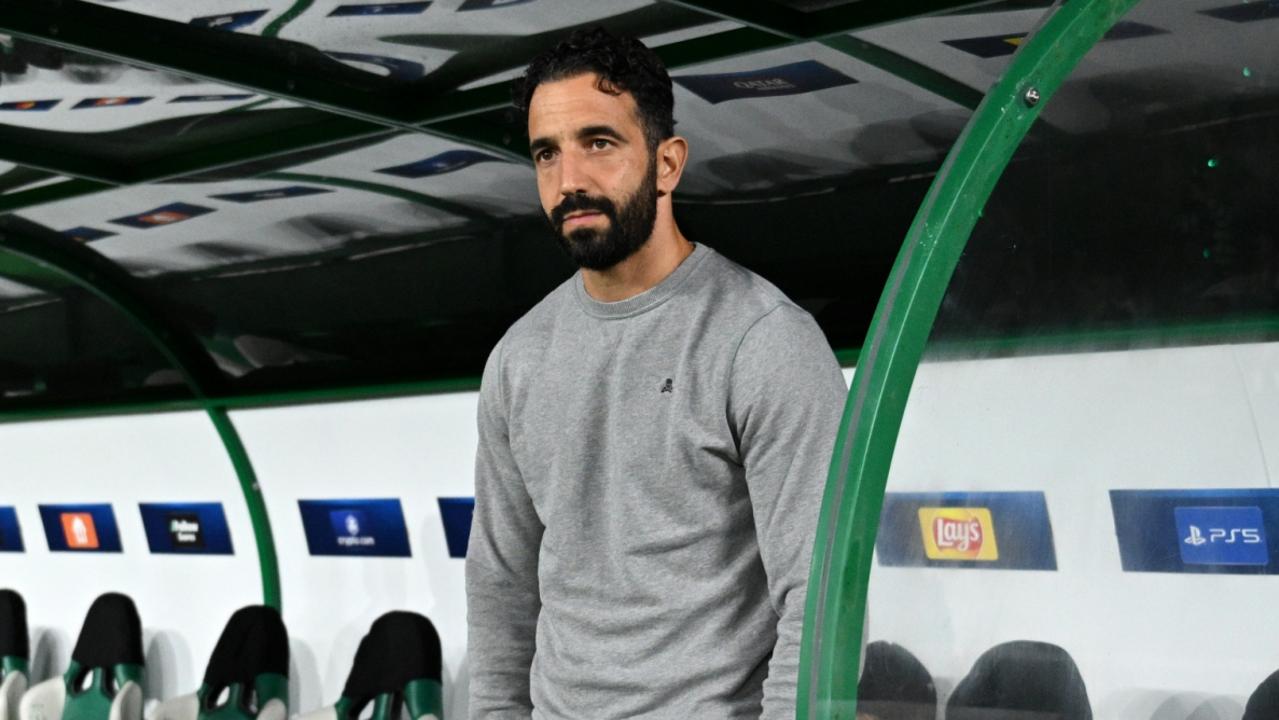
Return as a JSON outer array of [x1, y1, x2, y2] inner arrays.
[[660, 378, 674, 394]]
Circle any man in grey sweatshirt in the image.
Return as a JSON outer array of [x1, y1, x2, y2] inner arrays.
[[466, 27, 848, 720]]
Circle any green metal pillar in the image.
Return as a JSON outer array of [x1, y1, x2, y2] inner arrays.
[[795, 1, 1142, 718]]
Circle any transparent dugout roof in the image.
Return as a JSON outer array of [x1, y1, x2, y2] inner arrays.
[[862, 0, 1279, 718]]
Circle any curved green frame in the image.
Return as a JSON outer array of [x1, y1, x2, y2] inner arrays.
[[0, 220, 282, 610], [796, 0, 1142, 717]]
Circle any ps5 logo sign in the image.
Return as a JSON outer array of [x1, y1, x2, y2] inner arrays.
[[1183, 524, 1261, 547], [1175, 506, 1268, 566]]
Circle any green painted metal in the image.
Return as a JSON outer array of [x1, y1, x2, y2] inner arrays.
[[60, 663, 144, 720], [262, 0, 316, 38], [0, 218, 282, 611], [795, 1, 1141, 718], [404, 678, 445, 720], [208, 406, 282, 610], [1, 656, 27, 678]]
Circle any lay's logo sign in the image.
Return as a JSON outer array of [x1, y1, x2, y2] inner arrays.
[[918, 507, 999, 561]]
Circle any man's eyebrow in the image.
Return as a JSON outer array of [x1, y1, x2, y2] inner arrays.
[[529, 136, 556, 156], [577, 125, 626, 142]]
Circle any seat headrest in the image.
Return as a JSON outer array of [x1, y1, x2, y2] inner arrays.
[[204, 606, 289, 688], [71, 593, 143, 669], [341, 612, 442, 702], [0, 590, 28, 660], [948, 640, 1091, 720], [1244, 669, 1279, 720], [859, 641, 935, 709]]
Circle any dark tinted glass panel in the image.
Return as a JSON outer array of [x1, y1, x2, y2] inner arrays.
[[931, 0, 1279, 351], [0, 251, 188, 407]]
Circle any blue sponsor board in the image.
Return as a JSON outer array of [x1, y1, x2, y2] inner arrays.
[[210, 186, 333, 203], [110, 202, 214, 229], [876, 491, 1057, 571], [0, 100, 58, 112], [329, 2, 430, 16], [39, 504, 122, 553], [323, 52, 425, 82], [0, 507, 23, 552], [62, 226, 116, 243], [138, 503, 234, 555], [191, 10, 269, 31], [72, 97, 151, 110], [376, 149, 502, 178], [298, 499, 411, 557], [437, 497, 474, 559], [1200, 0, 1279, 23], [171, 94, 256, 103], [674, 60, 856, 104], [1111, 489, 1279, 574], [458, 0, 536, 9]]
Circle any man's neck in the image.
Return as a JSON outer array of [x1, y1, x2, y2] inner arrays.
[[581, 222, 694, 303]]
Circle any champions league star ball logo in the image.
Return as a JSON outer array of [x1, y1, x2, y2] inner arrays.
[[334, 510, 376, 548]]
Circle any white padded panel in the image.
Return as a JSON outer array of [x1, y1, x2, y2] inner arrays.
[[0, 672, 28, 720], [108, 681, 143, 720], [146, 693, 196, 720], [18, 677, 65, 720]]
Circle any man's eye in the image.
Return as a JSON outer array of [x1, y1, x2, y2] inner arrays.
[[535, 149, 556, 163], [591, 139, 611, 150]]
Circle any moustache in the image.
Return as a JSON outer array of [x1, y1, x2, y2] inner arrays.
[[549, 194, 618, 232]]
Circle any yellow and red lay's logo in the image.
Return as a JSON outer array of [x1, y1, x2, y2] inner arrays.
[[918, 507, 998, 561]]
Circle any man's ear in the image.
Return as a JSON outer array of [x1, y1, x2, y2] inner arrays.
[[655, 135, 689, 197]]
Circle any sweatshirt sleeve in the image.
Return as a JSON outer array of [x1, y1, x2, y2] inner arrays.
[[728, 304, 848, 720], [467, 339, 545, 719]]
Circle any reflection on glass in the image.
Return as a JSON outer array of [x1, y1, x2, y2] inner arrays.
[[867, 1, 1279, 718], [0, 36, 279, 134], [0, 253, 185, 405]]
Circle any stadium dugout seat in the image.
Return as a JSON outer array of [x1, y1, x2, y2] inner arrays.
[[296, 612, 443, 720], [946, 641, 1091, 720], [1244, 669, 1279, 720], [149, 606, 288, 720], [0, 590, 29, 720], [857, 641, 936, 720], [20, 593, 143, 720]]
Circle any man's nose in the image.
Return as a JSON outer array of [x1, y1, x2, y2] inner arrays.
[[558, 153, 590, 197]]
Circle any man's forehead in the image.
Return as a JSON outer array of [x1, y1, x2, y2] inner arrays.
[[528, 72, 642, 137]]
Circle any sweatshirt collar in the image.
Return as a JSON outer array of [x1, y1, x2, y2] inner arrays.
[[573, 242, 708, 320]]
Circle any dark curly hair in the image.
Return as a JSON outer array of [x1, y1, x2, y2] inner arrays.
[[513, 27, 675, 150]]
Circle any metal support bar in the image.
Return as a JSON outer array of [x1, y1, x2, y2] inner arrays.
[[0, 215, 283, 610], [795, 1, 1141, 718]]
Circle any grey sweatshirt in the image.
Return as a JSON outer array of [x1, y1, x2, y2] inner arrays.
[[467, 244, 847, 720]]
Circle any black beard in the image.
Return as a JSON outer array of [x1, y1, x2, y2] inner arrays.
[[546, 159, 659, 271]]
